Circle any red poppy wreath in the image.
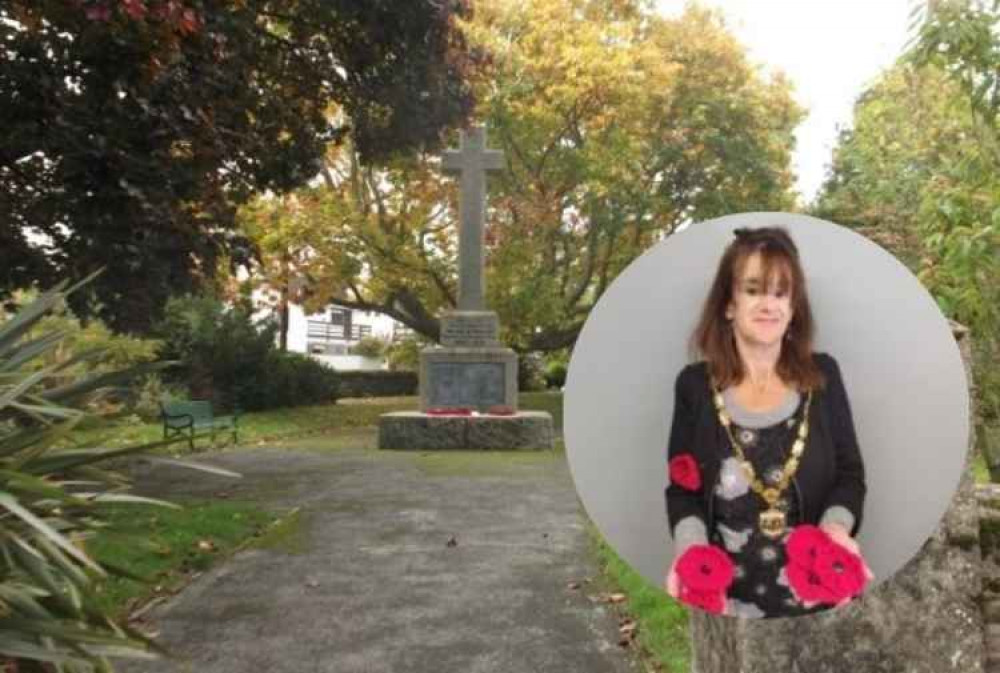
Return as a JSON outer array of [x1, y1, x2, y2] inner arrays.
[[668, 453, 701, 491]]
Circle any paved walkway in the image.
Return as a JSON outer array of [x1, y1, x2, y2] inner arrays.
[[115, 431, 645, 673]]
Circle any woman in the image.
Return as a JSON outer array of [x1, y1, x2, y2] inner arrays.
[[663, 226, 871, 618]]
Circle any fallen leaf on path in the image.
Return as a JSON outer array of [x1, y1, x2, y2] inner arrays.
[[590, 592, 627, 604], [446, 536, 458, 547], [197, 539, 216, 552], [566, 581, 581, 590]]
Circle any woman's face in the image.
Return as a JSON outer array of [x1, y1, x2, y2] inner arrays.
[[725, 252, 794, 349]]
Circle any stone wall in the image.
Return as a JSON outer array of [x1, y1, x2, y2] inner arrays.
[[689, 325, 984, 673]]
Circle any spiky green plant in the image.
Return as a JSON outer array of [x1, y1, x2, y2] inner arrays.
[[0, 277, 236, 672]]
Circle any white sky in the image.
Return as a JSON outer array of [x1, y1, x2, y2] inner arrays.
[[656, 0, 917, 205]]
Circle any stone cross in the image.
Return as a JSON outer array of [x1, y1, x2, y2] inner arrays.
[[441, 126, 505, 312]]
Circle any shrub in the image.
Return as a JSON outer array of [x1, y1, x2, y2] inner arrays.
[[386, 336, 426, 372], [543, 349, 570, 389], [130, 373, 188, 421], [156, 294, 339, 411], [544, 361, 568, 389], [349, 336, 389, 358], [232, 351, 339, 411], [0, 279, 223, 670]]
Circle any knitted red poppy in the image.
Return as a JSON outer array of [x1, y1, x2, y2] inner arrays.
[[675, 544, 735, 593], [785, 525, 834, 564], [785, 524, 869, 605], [813, 544, 867, 600], [668, 453, 701, 491], [679, 584, 726, 615]]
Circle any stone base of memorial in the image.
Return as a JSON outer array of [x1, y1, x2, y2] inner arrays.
[[377, 410, 554, 450]]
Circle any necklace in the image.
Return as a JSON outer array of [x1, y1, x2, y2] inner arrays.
[[711, 386, 813, 539]]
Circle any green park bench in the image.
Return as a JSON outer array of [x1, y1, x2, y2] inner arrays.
[[159, 400, 241, 450]]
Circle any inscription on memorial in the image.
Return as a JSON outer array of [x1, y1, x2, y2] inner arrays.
[[428, 362, 506, 407], [440, 313, 499, 347]]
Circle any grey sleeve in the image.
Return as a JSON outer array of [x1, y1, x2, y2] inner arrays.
[[672, 515, 708, 554], [819, 504, 856, 534]]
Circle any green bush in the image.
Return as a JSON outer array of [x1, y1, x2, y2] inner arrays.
[[544, 361, 568, 389], [542, 349, 570, 389], [0, 279, 226, 670], [156, 294, 339, 412], [232, 351, 339, 411], [386, 336, 426, 371], [349, 336, 389, 358], [130, 373, 188, 421]]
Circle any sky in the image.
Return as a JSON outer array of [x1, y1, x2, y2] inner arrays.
[[655, 0, 917, 205]]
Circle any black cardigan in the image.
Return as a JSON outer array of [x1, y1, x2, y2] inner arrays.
[[664, 352, 867, 539]]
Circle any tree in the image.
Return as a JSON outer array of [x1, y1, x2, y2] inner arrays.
[[0, 0, 479, 333], [813, 53, 1000, 469], [239, 0, 804, 353], [812, 64, 975, 270]]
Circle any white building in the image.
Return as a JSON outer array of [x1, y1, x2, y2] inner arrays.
[[242, 260, 416, 371], [284, 302, 413, 371]]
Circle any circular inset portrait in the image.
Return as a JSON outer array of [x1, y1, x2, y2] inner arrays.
[[563, 212, 969, 619]]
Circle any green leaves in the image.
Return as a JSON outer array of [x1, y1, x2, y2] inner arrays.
[[1, 1, 479, 334], [816, 5, 1000, 427], [0, 280, 241, 670]]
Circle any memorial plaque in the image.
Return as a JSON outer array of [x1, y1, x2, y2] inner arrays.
[[427, 362, 506, 407], [440, 312, 499, 347]]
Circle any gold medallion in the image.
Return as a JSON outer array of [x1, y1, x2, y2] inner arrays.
[[759, 508, 787, 539]]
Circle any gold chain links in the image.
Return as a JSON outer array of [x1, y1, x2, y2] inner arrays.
[[712, 388, 812, 508]]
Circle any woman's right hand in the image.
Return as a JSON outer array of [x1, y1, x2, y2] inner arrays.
[[664, 555, 681, 599], [665, 551, 730, 616]]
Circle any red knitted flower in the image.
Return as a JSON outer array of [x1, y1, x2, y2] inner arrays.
[[813, 544, 867, 600], [785, 525, 834, 566], [784, 524, 869, 605], [679, 585, 726, 615], [668, 453, 701, 491], [675, 544, 735, 593], [785, 560, 842, 604]]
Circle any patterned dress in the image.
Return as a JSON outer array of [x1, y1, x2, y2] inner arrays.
[[710, 392, 832, 618]]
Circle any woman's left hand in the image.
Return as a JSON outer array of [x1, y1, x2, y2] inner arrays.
[[819, 522, 875, 583]]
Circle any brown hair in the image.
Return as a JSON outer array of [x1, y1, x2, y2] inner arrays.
[[690, 226, 825, 391]]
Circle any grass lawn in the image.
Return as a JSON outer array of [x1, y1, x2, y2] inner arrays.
[[585, 519, 691, 673], [87, 500, 286, 621], [72, 390, 564, 454]]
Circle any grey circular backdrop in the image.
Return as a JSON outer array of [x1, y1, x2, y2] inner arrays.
[[563, 212, 969, 592]]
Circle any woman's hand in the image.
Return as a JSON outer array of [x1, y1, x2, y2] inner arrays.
[[664, 555, 680, 599], [819, 522, 875, 583], [664, 553, 730, 616]]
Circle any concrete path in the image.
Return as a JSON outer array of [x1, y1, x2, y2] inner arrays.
[[115, 431, 646, 673]]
